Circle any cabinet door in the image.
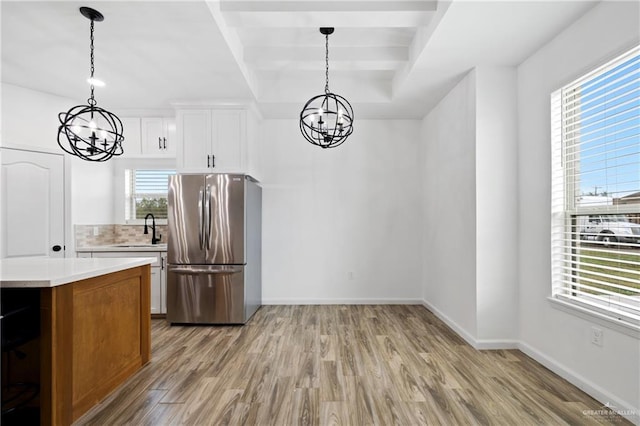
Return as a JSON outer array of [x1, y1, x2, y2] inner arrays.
[[141, 118, 168, 157], [150, 266, 162, 314], [160, 254, 167, 314], [163, 118, 177, 157], [120, 117, 142, 157], [177, 110, 212, 170], [212, 110, 244, 171]]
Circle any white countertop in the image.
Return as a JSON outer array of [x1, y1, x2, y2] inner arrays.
[[76, 244, 167, 253], [0, 257, 155, 288]]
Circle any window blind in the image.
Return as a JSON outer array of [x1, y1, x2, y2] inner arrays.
[[125, 169, 175, 220], [552, 46, 640, 328]]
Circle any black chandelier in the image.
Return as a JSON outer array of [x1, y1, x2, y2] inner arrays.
[[299, 27, 354, 149], [57, 7, 124, 162]]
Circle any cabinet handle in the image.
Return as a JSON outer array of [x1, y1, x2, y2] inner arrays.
[[207, 155, 210, 168], [163, 137, 167, 149], [212, 155, 215, 168], [158, 137, 162, 149]]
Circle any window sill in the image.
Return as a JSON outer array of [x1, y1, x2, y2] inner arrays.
[[548, 296, 640, 339]]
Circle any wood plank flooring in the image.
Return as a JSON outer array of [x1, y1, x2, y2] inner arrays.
[[76, 305, 630, 425]]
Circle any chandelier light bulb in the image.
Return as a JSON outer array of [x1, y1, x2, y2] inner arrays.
[[87, 77, 105, 87]]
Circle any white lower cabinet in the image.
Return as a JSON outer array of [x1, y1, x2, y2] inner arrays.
[[78, 250, 167, 314], [149, 266, 162, 314], [160, 253, 167, 314]]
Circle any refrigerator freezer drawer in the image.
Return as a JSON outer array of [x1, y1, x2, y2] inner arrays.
[[167, 265, 245, 324]]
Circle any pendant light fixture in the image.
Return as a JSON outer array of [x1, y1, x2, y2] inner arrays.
[[299, 27, 354, 149], [57, 7, 124, 162]]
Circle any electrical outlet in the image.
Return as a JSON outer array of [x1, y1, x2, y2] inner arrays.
[[93, 226, 100, 236], [348, 271, 354, 280], [591, 327, 603, 347]]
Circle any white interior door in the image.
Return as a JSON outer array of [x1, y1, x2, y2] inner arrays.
[[1, 148, 65, 258]]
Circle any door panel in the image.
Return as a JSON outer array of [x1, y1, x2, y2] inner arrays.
[[167, 174, 206, 264], [166, 265, 244, 324], [205, 174, 245, 265], [1, 148, 64, 258]]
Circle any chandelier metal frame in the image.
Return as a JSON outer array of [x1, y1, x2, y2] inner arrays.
[[299, 27, 354, 149], [57, 7, 124, 162]]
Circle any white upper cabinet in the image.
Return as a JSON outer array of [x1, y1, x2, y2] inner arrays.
[[119, 116, 176, 158], [176, 107, 251, 173], [120, 117, 142, 158], [141, 117, 176, 157], [176, 109, 211, 169]]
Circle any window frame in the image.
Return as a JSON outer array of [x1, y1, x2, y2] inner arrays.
[[550, 45, 640, 335], [113, 158, 175, 225], [125, 168, 175, 224]]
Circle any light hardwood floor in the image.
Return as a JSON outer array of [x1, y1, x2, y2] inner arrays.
[[77, 305, 630, 425]]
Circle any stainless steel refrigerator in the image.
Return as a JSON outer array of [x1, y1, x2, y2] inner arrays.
[[166, 173, 261, 324]]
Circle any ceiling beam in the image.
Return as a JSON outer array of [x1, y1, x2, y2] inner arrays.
[[392, 0, 451, 97], [244, 46, 408, 62], [250, 60, 402, 71], [222, 11, 434, 27], [257, 72, 392, 102], [220, 1, 437, 12], [205, 1, 260, 99]]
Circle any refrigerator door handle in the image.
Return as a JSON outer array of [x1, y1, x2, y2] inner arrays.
[[198, 186, 204, 250], [205, 184, 212, 249], [168, 266, 243, 274]]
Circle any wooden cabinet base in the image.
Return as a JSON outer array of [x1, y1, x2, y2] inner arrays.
[[40, 265, 151, 425]]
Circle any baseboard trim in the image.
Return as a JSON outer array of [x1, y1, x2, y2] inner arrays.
[[518, 342, 639, 425], [262, 298, 424, 305], [420, 299, 479, 348], [474, 339, 519, 350]]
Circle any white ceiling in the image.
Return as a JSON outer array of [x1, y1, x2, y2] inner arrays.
[[1, 0, 599, 119]]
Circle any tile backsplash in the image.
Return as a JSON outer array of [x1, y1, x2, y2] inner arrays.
[[75, 224, 169, 248]]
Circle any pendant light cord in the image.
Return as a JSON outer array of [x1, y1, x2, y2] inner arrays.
[[324, 33, 330, 94], [88, 19, 96, 106]]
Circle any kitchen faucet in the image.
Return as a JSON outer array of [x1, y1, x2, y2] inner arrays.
[[143, 213, 162, 244]]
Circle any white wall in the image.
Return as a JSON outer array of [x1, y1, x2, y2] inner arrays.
[[1, 83, 115, 226], [517, 0, 639, 415], [1, 83, 76, 150], [420, 66, 519, 346], [475, 66, 518, 343], [259, 119, 422, 303], [70, 158, 114, 225], [420, 71, 478, 338]]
